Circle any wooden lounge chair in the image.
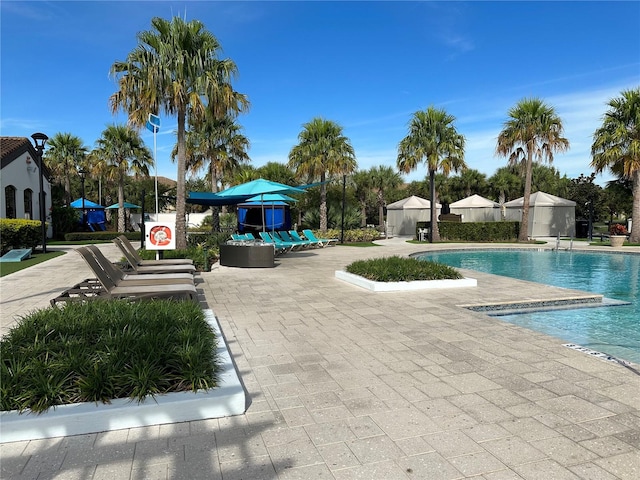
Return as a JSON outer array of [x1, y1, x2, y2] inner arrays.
[[85, 245, 194, 285], [75, 247, 197, 301], [113, 237, 196, 274], [114, 235, 194, 265], [302, 229, 338, 247]]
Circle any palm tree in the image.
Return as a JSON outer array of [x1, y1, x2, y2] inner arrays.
[[351, 170, 374, 227], [591, 88, 640, 243], [93, 125, 152, 232], [110, 16, 249, 248], [44, 133, 88, 207], [173, 115, 250, 231], [369, 165, 402, 228], [397, 106, 466, 242], [288, 118, 357, 232], [496, 98, 569, 242]]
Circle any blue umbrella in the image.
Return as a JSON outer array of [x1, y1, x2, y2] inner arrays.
[[105, 202, 142, 209], [217, 179, 305, 231]]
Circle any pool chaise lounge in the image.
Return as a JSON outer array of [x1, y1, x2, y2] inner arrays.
[[114, 235, 194, 266], [302, 229, 338, 247]]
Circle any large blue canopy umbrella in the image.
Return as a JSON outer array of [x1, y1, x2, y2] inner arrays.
[[70, 198, 104, 209], [105, 202, 141, 209], [217, 179, 305, 231]]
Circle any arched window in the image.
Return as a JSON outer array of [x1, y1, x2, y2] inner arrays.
[[24, 189, 33, 220], [5, 185, 17, 219]]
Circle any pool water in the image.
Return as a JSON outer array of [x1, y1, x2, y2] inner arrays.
[[417, 250, 640, 364]]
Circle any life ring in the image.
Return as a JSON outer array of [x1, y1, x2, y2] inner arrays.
[[149, 225, 172, 247]]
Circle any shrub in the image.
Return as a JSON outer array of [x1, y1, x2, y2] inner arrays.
[[346, 255, 462, 282], [416, 221, 520, 242], [0, 218, 43, 255], [0, 300, 218, 413], [610, 223, 628, 235]]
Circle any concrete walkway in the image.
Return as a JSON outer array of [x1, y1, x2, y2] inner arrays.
[[1, 239, 639, 479]]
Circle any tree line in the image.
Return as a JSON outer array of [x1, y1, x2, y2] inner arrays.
[[42, 16, 639, 244]]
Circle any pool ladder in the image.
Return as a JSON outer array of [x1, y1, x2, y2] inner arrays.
[[554, 234, 573, 251]]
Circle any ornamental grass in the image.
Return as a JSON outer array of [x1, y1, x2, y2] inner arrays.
[[346, 255, 462, 282], [1, 300, 218, 413]]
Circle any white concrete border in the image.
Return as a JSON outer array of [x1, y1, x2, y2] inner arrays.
[[0, 310, 245, 443], [335, 270, 477, 292]]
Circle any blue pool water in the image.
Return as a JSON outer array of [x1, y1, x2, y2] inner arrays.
[[417, 250, 640, 364]]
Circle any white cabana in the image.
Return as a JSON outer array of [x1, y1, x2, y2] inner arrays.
[[386, 195, 441, 236], [450, 194, 501, 222], [504, 191, 576, 237]]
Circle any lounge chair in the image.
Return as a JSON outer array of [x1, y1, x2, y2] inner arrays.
[[85, 246, 194, 285], [75, 247, 197, 301], [113, 237, 196, 274], [258, 232, 295, 253], [114, 235, 193, 265], [278, 230, 311, 248], [289, 230, 320, 248], [302, 229, 338, 247]]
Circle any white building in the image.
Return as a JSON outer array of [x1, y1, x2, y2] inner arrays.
[[0, 137, 53, 237]]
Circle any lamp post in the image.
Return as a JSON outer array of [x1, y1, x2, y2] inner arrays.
[[31, 133, 48, 253], [79, 168, 88, 229], [340, 174, 346, 244]]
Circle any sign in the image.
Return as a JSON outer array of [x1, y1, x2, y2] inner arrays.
[[145, 222, 176, 250], [146, 113, 160, 133]]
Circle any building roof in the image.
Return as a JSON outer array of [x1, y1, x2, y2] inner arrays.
[[0, 136, 51, 177], [387, 195, 441, 209], [450, 194, 500, 208], [504, 191, 576, 207]]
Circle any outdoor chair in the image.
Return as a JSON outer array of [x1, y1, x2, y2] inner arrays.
[[113, 237, 196, 274], [289, 230, 320, 248], [86, 246, 195, 285], [75, 247, 197, 301], [278, 230, 311, 248], [258, 232, 296, 253], [302, 229, 338, 247], [114, 235, 193, 265]]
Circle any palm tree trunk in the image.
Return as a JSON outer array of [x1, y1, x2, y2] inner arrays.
[[631, 169, 640, 243], [429, 169, 440, 242], [519, 149, 534, 242], [211, 166, 220, 232], [64, 165, 72, 207], [378, 192, 384, 228], [360, 201, 367, 227], [175, 110, 187, 249], [118, 176, 125, 233], [320, 172, 328, 232]]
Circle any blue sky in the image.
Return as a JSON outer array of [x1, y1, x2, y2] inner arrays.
[[2, 1, 639, 187]]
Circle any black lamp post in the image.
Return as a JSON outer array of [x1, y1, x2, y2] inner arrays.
[[340, 174, 346, 244], [31, 133, 48, 253], [79, 168, 88, 229]]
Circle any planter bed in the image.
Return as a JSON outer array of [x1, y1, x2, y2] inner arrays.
[[335, 270, 477, 292], [0, 310, 245, 443]]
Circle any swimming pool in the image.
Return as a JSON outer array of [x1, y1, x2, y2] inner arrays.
[[416, 249, 640, 364]]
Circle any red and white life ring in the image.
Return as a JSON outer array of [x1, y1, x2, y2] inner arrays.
[[149, 225, 172, 247]]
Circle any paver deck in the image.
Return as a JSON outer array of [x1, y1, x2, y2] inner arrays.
[[1, 239, 638, 479]]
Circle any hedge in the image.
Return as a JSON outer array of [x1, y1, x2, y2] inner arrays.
[[0, 219, 43, 255], [416, 221, 520, 242]]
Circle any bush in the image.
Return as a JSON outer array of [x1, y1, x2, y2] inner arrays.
[[0, 218, 43, 255], [51, 206, 80, 239], [64, 231, 141, 242], [346, 255, 462, 282], [416, 221, 520, 242], [0, 300, 218, 413]]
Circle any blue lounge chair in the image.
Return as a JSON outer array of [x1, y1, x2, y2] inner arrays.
[[279, 230, 311, 248], [289, 230, 320, 248], [259, 232, 296, 253], [302, 229, 338, 247]]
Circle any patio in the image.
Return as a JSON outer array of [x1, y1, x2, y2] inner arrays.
[[0, 239, 638, 479]]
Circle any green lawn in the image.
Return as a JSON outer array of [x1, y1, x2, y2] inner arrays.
[[0, 251, 65, 277]]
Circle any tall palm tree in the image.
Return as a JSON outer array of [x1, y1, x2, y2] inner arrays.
[[288, 118, 357, 232], [44, 133, 88, 206], [110, 16, 249, 248], [351, 170, 374, 227], [93, 125, 152, 232], [369, 165, 402, 227], [173, 115, 250, 230], [496, 98, 569, 242], [397, 106, 466, 242], [591, 88, 640, 243]]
